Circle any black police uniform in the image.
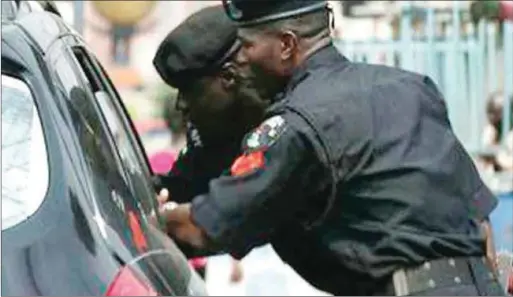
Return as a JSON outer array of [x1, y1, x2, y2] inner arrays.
[[153, 123, 240, 205], [151, 5, 243, 206], [153, 124, 241, 263], [151, 5, 248, 259], [187, 0, 505, 295]]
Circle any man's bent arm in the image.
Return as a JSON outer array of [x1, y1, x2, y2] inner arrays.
[[161, 114, 325, 258]]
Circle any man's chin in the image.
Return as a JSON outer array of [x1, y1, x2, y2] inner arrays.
[[256, 78, 285, 100]]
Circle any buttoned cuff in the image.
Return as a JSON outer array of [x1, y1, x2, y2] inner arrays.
[[190, 194, 228, 241], [190, 195, 250, 259]]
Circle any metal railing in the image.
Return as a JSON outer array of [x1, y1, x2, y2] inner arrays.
[[335, 1, 513, 155]]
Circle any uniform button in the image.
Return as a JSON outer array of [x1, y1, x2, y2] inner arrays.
[[428, 279, 436, 288], [448, 258, 455, 267], [454, 276, 461, 284], [424, 262, 431, 270]]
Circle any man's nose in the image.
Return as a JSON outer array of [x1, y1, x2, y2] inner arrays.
[[234, 47, 249, 65]]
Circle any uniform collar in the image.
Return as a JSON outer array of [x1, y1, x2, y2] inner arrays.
[[283, 42, 349, 95]]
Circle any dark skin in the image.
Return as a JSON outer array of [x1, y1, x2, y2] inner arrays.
[[159, 23, 498, 270], [156, 48, 269, 253], [175, 50, 268, 147]]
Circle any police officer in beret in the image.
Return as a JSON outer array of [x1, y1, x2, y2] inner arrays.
[[151, 5, 267, 253], [151, 5, 268, 282], [158, 1, 504, 295]]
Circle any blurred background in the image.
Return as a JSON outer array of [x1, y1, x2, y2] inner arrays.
[[53, 1, 512, 295]]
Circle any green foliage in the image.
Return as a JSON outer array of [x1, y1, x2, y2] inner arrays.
[[470, 1, 501, 23]]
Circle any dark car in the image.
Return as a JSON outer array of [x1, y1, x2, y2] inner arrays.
[[1, 1, 207, 296]]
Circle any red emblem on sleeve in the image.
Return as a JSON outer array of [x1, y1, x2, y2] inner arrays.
[[230, 151, 265, 176]]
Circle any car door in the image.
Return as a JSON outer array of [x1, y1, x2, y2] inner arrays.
[[63, 45, 209, 295], [43, 35, 205, 295]]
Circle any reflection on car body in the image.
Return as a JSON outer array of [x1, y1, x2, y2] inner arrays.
[[1, 1, 207, 295]]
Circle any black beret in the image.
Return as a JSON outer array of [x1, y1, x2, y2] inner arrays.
[[222, 0, 328, 27], [153, 5, 240, 89]]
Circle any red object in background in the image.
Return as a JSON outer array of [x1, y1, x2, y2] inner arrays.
[[134, 118, 176, 174], [508, 272, 513, 294], [149, 151, 177, 174], [189, 257, 208, 269], [105, 266, 158, 296], [500, 0, 513, 21]]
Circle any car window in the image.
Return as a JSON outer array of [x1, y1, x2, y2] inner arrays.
[[70, 46, 157, 216], [1, 74, 49, 231], [62, 72, 147, 259]]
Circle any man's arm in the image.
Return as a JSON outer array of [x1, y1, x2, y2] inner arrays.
[[152, 146, 196, 204], [152, 145, 230, 257], [471, 183, 499, 271], [480, 218, 498, 271], [160, 114, 325, 258]]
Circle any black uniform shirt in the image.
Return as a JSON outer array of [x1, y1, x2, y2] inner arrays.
[[189, 45, 498, 294], [154, 123, 241, 204], [191, 113, 327, 254]]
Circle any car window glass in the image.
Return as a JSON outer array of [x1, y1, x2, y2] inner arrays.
[[71, 46, 157, 216], [1, 75, 49, 230], [66, 83, 145, 259], [95, 91, 142, 175], [50, 48, 146, 256]]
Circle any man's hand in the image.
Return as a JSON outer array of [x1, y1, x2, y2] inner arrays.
[[158, 188, 180, 215], [229, 259, 244, 283], [480, 219, 498, 272], [157, 194, 214, 251], [157, 188, 170, 206], [149, 188, 174, 228]]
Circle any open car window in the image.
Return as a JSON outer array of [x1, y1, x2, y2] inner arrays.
[[1, 74, 49, 230]]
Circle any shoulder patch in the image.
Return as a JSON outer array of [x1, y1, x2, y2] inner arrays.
[[243, 115, 287, 152]]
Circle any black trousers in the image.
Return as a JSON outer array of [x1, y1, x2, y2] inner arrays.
[[379, 275, 506, 296]]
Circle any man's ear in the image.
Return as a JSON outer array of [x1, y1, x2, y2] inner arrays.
[[219, 64, 237, 90], [280, 31, 298, 61]]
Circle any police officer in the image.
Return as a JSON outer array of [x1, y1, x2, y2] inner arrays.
[[152, 5, 267, 171], [158, 1, 504, 295], [150, 5, 267, 279], [151, 4, 268, 206]]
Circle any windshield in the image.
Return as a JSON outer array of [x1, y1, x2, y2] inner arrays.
[[1, 74, 50, 230]]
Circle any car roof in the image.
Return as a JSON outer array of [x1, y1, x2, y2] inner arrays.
[[1, 0, 62, 20], [2, 0, 77, 63]]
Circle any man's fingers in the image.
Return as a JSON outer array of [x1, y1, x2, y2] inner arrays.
[[160, 201, 179, 213], [157, 188, 169, 205]]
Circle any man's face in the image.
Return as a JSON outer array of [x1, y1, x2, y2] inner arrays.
[[486, 99, 503, 127], [177, 54, 268, 145], [237, 28, 290, 99]]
